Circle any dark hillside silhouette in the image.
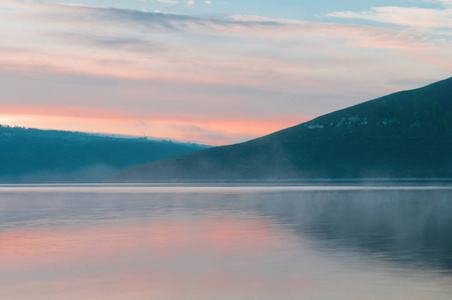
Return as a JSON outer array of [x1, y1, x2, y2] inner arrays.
[[111, 77, 452, 181], [0, 127, 207, 182]]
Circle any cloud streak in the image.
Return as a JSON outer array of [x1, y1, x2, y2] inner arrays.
[[328, 4, 452, 29], [0, 0, 450, 144]]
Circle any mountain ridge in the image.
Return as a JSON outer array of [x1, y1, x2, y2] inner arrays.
[[111, 77, 452, 181], [0, 125, 208, 182]]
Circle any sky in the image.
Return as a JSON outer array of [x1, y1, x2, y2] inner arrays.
[[0, 0, 451, 145]]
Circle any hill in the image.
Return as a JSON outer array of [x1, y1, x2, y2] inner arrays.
[[0, 126, 208, 182], [111, 77, 452, 182]]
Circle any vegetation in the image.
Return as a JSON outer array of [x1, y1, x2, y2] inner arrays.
[[112, 77, 452, 181], [0, 126, 207, 182]]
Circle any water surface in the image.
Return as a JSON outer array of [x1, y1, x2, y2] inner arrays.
[[0, 184, 451, 299]]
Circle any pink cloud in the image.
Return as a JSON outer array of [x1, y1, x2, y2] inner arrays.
[[0, 105, 308, 145], [328, 6, 452, 29], [0, 1, 450, 144]]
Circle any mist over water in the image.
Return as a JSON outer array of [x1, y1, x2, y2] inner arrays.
[[0, 184, 451, 299]]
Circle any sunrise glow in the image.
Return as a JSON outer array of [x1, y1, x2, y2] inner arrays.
[[0, 0, 450, 144]]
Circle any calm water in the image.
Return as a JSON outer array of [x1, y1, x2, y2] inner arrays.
[[0, 184, 451, 299]]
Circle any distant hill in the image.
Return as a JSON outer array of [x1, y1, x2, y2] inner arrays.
[[0, 126, 208, 182], [111, 77, 452, 182]]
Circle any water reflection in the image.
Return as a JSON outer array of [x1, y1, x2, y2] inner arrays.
[[0, 185, 451, 299], [253, 189, 452, 270]]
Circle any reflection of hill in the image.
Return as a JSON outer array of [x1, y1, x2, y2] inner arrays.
[[0, 126, 207, 182], [254, 189, 452, 271], [2, 186, 451, 270]]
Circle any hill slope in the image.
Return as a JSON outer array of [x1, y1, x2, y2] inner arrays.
[[112, 77, 452, 181], [0, 127, 208, 182]]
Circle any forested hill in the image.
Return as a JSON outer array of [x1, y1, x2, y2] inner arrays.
[[0, 126, 208, 182], [111, 77, 452, 182]]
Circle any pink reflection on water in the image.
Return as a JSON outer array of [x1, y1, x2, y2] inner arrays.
[[0, 217, 310, 299], [1, 214, 449, 300], [0, 217, 280, 269]]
